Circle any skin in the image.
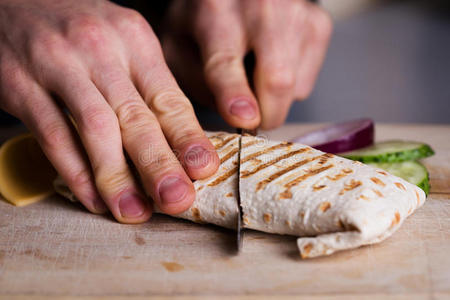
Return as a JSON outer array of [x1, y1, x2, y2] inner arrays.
[[162, 0, 333, 129], [0, 0, 332, 223]]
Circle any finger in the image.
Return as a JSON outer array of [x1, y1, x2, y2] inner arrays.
[[253, 41, 297, 130], [93, 63, 197, 215], [193, 3, 260, 129], [252, 1, 312, 129], [120, 19, 220, 181], [46, 66, 151, 224], [295, 4, 333, 99], [0, 58, 106, 214], [132, 61, 220, 180]]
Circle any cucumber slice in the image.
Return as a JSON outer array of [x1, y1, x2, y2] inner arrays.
[[368, 161, 430, 195], [341, 140, 434, 163]]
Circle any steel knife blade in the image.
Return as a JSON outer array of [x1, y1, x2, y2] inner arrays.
[[235, 128, 257, 253]]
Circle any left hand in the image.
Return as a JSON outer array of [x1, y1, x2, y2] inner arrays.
[[161, 0, 333, 129]]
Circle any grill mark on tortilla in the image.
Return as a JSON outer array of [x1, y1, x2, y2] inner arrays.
[[327, 172, 347, 181], [196, 185, 204, 191], [256, 154, 324, 191], [372, 189, 384, 198], [358, 195, 370, 201], [208, 133, 225, 140], [395, 182, 406, 191], [318, 153, 334, 165], [263, 213, 272, 223], [279, 190, 292, 199], [241, 147, 310, 178], [207, 166, 238, 186], [284, 164, 334, 189], [319, 202, 331, 212], [225, 192, 233, 197], [280, 164, 334, 196], [327, 167, 354, 181], [220, 147, 239, 164], [241, 142, 293, 164], [214, 135, 236, 150], [390, 211, 401, 228], [377, 170, 388, 176], [415, 190, 421, 205], [301, 243, 313, 258], [242, 139, 259, 148], [339, 179, 362, 195], [371, 177, 386, 187], [208, 133, 227, 147], [191, 207, 202, 222], [313, 184, 327, 191]]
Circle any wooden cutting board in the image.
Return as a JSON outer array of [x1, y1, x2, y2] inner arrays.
[[0, 123, 449, 300]]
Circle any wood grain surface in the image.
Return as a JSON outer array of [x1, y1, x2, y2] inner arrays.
[[0, 123, 449, 299]]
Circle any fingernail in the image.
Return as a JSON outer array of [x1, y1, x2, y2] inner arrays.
[[185, 145, 210, 169], [229, 98, 257, 120], [159, 176, 189, 204], [119, 192, 146, 218]]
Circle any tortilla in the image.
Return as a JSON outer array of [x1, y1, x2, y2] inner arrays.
[[54, 131, 426, 258], [238, 134, 425, 258], [165, 132, 240, 229]]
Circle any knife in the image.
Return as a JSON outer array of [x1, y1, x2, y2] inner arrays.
[[235, 128, 257, 253]]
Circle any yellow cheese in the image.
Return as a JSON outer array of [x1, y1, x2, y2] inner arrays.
[[0, 133, 57, 206]]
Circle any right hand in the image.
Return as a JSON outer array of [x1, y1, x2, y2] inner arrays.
[[0, 0, 219, 223]]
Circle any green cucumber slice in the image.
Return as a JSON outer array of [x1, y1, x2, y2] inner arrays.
[[341, 140, 434, 163], [368, 161, 430, 195]]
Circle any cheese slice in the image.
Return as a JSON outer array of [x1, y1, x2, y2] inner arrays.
[[0, 133, 56, 206]]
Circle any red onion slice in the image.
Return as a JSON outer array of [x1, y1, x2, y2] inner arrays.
[[291, 118, 374, 154]]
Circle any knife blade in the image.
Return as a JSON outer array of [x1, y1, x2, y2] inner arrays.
[[235, 128, 258, 253]]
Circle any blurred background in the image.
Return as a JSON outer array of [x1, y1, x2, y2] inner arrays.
[[1, 0, 449, 131], [196, 0, 450, 127]]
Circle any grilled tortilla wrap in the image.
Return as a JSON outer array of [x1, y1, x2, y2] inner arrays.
[[54, 131, 426, 258]]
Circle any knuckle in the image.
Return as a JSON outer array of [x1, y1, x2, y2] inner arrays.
[[30, 33, 69, 62], [115, 101, 156, 132], [148, 89, 193, 116], [165, 126, 207, 154], [173, 129, 204, 147], [139, 150, 179, 176], [78, 106, 117, 135], [95, 167, 130, 192], [69, 169, 94, 189], [204, 51, 239, 76], [40, 122, 70, 151], [67, 15, 108, 49], [265, 67, 296, 92], [116, 9, 149, 33]]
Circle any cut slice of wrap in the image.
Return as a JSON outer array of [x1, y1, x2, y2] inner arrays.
[[54, 131, 426, 258]]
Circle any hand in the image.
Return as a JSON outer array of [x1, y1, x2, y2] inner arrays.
[[162, 0, 332, 129], [0, 0, 219, 223]]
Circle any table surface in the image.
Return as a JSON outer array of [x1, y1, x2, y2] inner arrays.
[[0, 123, 449, 300]]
